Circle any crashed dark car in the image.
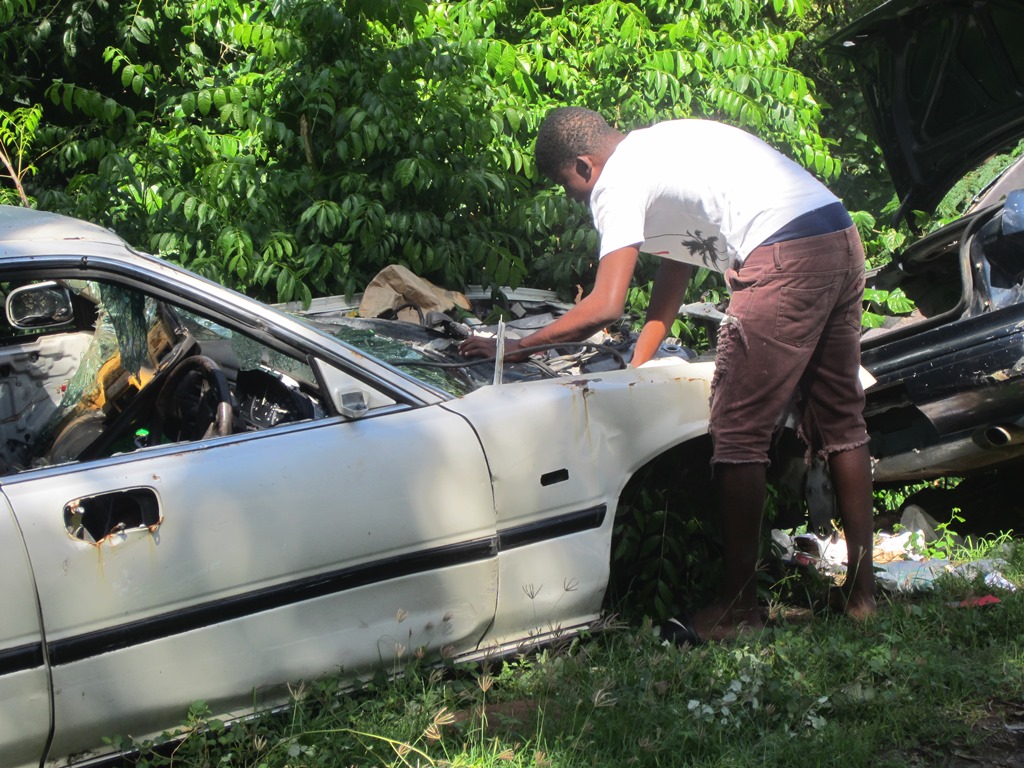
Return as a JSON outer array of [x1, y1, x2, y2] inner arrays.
[[828, 0, 1024, 518]]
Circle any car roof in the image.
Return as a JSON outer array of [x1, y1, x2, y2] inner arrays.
[[0, 205, 128, 248], [827, 0, 1024, 223]]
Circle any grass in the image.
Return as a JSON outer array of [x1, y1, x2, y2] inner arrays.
[[127, 541, 1024, 768]]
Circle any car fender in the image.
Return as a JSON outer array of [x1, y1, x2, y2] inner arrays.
[[439, 358, 713, 648]]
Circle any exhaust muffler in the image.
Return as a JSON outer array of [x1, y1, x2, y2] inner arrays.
[[974, 424, 1024, 449]]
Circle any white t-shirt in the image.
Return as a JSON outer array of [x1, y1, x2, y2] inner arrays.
[[591, 120, 840, 271]]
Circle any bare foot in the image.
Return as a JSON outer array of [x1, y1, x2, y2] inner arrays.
[[690, 602, 765, 643], [823, 586, 876, 620], [844, 595, 877, 620]]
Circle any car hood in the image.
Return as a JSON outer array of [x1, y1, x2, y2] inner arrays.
[[827, 0, 1024, 223]]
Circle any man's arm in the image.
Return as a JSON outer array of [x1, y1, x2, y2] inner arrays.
[[630, 259, 693, 368], [460, 246, 640, 360]]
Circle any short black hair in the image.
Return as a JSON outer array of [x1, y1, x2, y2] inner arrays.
[[535, 107, 619, 179]]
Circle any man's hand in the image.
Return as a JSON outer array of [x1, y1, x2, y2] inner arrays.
[[459, 246, 641, 364], [459, 335, 528, 362]]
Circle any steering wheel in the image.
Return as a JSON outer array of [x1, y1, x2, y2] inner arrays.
[[69, 322, 201, 463], [153, 355, 234, 442]]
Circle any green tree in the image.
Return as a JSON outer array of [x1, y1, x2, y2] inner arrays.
[[1, 0, 880, 308], [0, 104, 42, 206]]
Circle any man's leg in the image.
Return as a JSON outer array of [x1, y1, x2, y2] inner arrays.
[[828, 444, 876, 618], [690, 462, 768, 640], [691, 230, 865, 641]]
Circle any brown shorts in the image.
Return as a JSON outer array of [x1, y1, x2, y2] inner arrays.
[[709, 225, 869, 465]]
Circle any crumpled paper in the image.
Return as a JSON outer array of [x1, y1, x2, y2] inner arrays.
[[358, 264, 470, 324]]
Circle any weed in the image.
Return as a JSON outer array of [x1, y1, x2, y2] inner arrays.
[[115, 538, 1023, 768]]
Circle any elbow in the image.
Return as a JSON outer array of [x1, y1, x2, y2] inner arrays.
[[576, 289, 628, 332], [585, 307, 622, 333], [600, 308, 625, 327], [593, 301, 626, 329]]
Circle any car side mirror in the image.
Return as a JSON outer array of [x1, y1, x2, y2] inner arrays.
[[5, 282, 75, 330], [312, 360, 397, 419]]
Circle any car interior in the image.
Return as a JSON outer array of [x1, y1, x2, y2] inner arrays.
[[865, 188, 1024, 344], [0, 277, 329, 479]]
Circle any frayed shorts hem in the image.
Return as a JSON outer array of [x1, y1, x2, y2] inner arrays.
[[709, 456, 771, 468], [812, 436, 870, 462]]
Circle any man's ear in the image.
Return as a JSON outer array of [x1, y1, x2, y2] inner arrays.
[[574, 156, 593, 182]]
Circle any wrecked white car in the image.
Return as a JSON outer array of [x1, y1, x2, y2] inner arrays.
[[0, 205, 712, 768]]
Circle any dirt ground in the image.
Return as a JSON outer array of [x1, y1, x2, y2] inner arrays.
[[880, 704, 1024, 767]]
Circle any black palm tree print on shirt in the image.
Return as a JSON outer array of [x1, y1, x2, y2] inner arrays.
[[682, 230, 721, 268]]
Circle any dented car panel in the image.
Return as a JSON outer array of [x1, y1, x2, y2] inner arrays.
[[0, 205, 715, 767], [441, 363, 714, 647]]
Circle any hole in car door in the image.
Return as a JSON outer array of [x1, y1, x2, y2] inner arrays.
[[63, 487, 161, 542]]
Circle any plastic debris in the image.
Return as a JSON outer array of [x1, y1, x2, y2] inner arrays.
[[773, 524, 1020, 596]]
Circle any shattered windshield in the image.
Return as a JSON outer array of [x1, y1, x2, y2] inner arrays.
[[292, 310, 639, 397], [303, 317, 481, 396], [278, 278, 645, 396]]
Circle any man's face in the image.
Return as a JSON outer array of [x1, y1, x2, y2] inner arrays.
[[554, 158, 596, 203]]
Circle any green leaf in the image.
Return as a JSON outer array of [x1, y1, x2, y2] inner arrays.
[[861, 311, 886, 329], [885, 289, 915, 315], [393, 157, 417, 187], [863, 288, 889, 305]]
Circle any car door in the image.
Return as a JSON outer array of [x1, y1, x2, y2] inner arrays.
[[1, 320, 498, 763], [0, 495, 50, 768]]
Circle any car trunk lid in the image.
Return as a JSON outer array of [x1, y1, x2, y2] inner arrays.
[[827, 0, 1024, 223]]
